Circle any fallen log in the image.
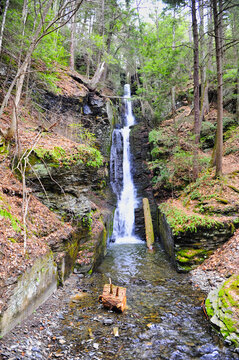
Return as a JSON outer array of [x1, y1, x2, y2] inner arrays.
[[99, 281, 126, 312]]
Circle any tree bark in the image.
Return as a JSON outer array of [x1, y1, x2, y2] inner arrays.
[[70, 9, 77, 70], [207, 4, 214, 75], [232, 8, 239, 120], [212, 0, 223, 177], [192, 0, 200, 180], [199, 0, 209, 115], [0, 0, 9, 53], [89, 61, 105, 89], [171, 9, 176, 131]]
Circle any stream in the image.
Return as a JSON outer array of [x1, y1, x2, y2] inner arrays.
[[58, 242, 236, 360]]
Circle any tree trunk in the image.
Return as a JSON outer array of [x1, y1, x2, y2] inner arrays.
[[0, 0, 54, 139], [207, 4, 213, 75], [212, 0, 223, 177], [171, 10, 176, 131], [70, 10, 77, 70], [18, 0, 28, 65], [8, 61, 29, 139], [101, 23, 114, 83], [232, 9, 239, 120], [89, 61, 105, 89], [192, 0, 200, 180], [188, 12, 193, 44], [0, 0, 83, 139], [0, 0, 9, 53], [199, 0, 209, 114]]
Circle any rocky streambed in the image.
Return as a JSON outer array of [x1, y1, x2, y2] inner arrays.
[[1, 243, 238, 360]]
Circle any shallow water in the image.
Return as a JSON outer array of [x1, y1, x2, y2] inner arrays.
[[60, 243, 237, 360]]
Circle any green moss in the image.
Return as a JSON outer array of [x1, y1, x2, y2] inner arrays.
[[228, 184, 239, 194], [176, 247, 208, 271], [34, 146, 66, 162], [219, 291, 230, 309], [223, 316, 237, 333], [176, 264, 194, 272], [0, 207, 22, 232], [66, 239, 79, 262], [216, 197, 229, 204], [206, 275, 239, 346], [176, 248, 206, 259], [19, 142, 104, 176], [0, 139, 8, 156], [223, 276, 239, 307], [205, 298, 214, 318]]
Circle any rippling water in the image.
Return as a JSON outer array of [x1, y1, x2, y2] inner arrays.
[[61, 243, 237, 360]]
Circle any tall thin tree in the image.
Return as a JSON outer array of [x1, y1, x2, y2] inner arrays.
[[212, 0, 223, 177], [192, 0, 200, 180]]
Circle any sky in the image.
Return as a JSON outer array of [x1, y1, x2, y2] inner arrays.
[[135, 0, 164, 21]]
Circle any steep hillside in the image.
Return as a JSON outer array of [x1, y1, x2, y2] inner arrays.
[[0, 64, 116, 336]]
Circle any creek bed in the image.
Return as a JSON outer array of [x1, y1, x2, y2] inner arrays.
[[0, 243, 237, 360], [59, 243, 236, 359]]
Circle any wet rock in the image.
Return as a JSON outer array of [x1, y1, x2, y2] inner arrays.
[[170, 350, 190, 360], [83, 104, 92, 115], [200, 351, 220, 360], [77, 273, 84, 278], [130, 123, 157, 239], [32, 346, 41, 352], [176, 345, 191, 354], [138, 332, 152, 341], [103, 318, 114, 326], [198, 344, 219, 355]]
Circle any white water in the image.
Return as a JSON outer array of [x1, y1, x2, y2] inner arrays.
[[110, 84, 142, 244]]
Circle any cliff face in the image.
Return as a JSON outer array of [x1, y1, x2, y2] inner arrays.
[[130, 122, 158, 240]]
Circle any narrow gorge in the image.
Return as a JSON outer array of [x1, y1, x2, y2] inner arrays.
[[0, 0, 239, 358]]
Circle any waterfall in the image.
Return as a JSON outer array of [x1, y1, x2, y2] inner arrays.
[[110, 84, 142, 244]]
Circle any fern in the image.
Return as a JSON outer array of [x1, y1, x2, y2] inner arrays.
[[0, 207, 22, 232]]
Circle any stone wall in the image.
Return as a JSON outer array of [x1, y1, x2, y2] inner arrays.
[[158, 211, 236, 272], [158, 211, 176, 268], [0, 252, 57, 337]]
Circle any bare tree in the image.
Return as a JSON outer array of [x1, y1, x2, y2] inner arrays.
[[192, 0, 200, 180], [0, 0, 9, 53], [0, 0, 84, 140], [70, 4, 77, 70]]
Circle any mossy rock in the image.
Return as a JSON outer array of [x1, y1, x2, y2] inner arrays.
[[177, 248, 206, 259], [176, 247, 208, 270], [206, 274, 239, 346]]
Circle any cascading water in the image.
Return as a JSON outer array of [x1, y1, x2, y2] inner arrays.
[[110, 84, 142, 244]]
